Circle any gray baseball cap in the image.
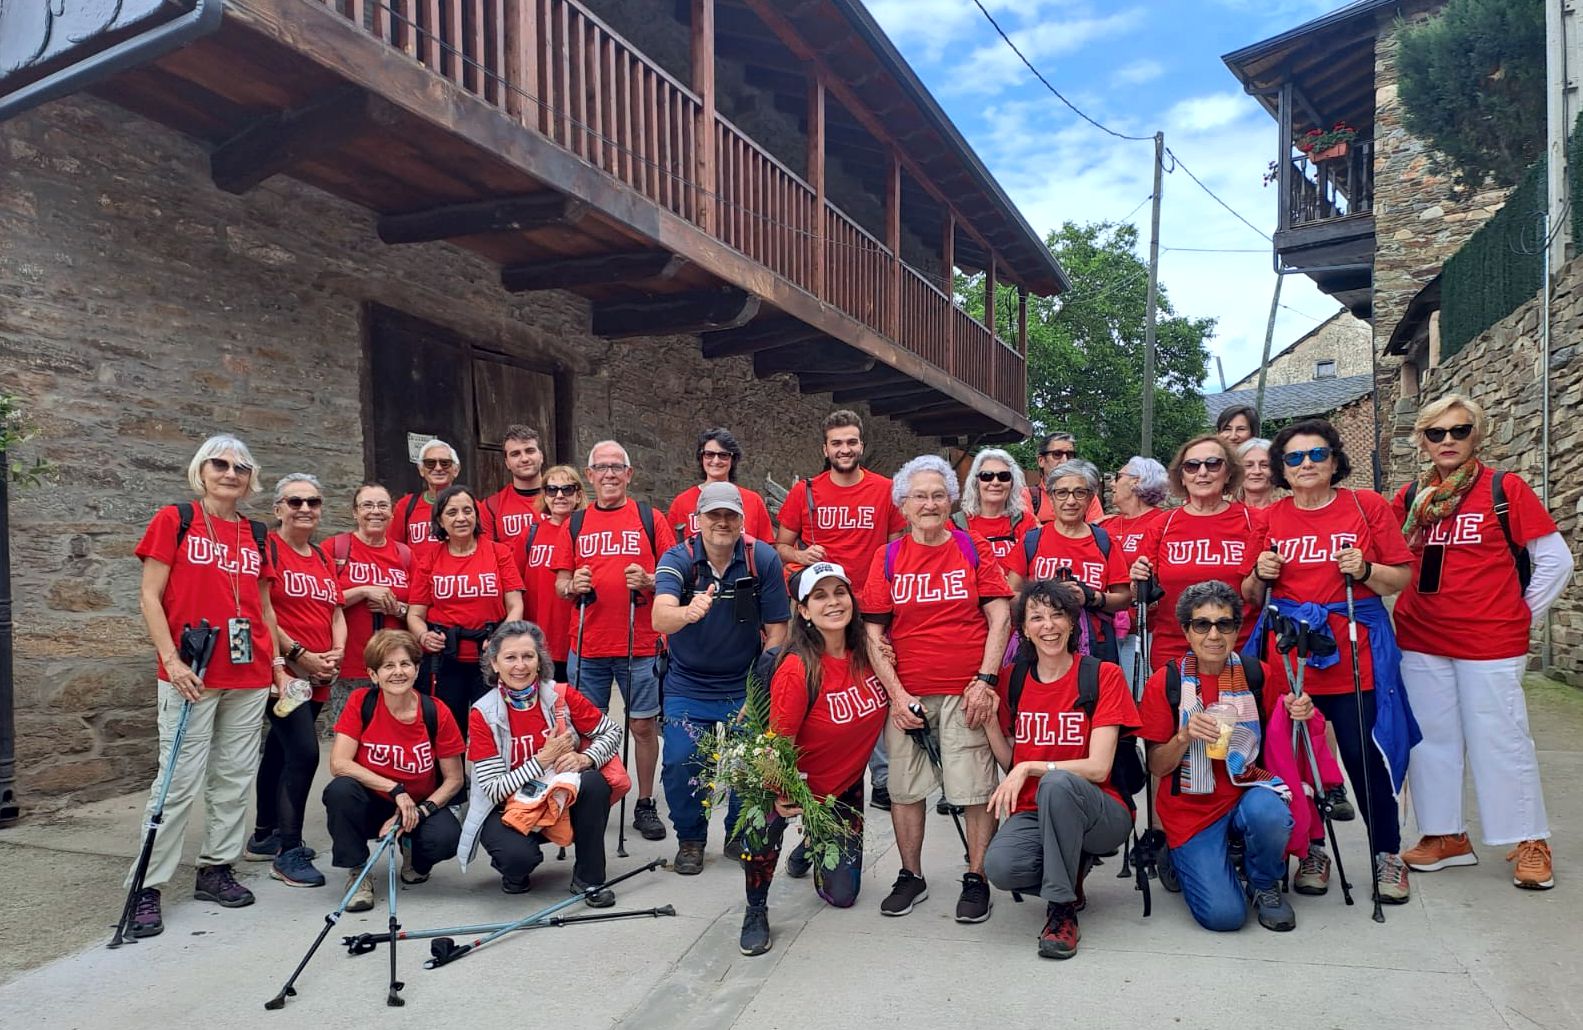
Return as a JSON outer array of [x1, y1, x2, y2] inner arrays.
[[696, 481, 745, 516]]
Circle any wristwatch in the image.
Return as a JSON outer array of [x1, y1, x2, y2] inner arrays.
[[388, 783, 407, 799], [974, 672, 997, 686], [417, 800, 436, 819]]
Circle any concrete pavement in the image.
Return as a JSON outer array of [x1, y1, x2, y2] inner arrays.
[[1, 676, 1579, 1029]]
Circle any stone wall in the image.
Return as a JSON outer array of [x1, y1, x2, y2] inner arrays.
[[1229, 312, 1372, 390], [0, 96, 938, 809]]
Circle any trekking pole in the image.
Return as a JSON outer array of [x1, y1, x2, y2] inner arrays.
[[343, 905, 677, 954], [617, 590, 637, 859], [385, 829, 404, 1006], [1343, 574, 1386, 924], [264, 826, 399, 1010], [425, 857, 667, 969], [906, 703, 968, 863], [110, 621, 217, 949], [562, 595, 594, 863], [1288, 621, 1354, 907]]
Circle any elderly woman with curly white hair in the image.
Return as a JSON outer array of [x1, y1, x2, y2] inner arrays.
[[1104, 456, 1169, 691], [859, 454, 1013, 924], [955, 448, 1033, 561]]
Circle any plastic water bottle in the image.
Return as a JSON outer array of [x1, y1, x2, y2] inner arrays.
[[273, 678, 313, 717]]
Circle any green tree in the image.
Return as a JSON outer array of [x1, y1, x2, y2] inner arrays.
[[962, 222, 1212, 476], [1397, 0, 1546, 191]]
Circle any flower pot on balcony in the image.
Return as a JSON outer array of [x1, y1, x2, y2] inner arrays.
[[1310, 141, 1349, 163]]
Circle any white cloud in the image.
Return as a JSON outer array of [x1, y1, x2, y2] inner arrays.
[[949, 9, 1147, 96], [1166, 92, 1250, 134], [1111, 59, 1165, 87]]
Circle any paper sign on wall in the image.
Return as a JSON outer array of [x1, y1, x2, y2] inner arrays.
[[407, 433, 439, 463]]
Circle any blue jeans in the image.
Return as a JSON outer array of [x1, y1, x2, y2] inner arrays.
[[661, 694, 744, 842], [567, 653, 661, 719], [1170, 788, 1292, 932]]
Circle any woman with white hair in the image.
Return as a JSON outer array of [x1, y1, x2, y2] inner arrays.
[[125, 434, 295, 938], [1238, 438, 1276, 510], [392, 438, 489, 557], [1105, 456, 1168, 690], [860, 455, 1013, 925], [1392, 394, 1574, 890], [956, 448, 1033, 561]]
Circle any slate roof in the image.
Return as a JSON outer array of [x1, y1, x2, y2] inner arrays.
[[1202, 373, 1374, 423]]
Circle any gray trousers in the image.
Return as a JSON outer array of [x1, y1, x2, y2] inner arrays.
[[983, 769, 1133, 905]]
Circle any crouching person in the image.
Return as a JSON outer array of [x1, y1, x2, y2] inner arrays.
[[1138, 581, 1309, 932], [983, 581, 1139, 960], [325, 629, 465, 911], [457, 621, 623, 906]]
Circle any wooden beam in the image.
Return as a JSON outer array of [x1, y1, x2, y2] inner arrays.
[[210, 85, 399, 195], [692, 0, 716, 233], [908, 414, 1000, 435], [885, 150, 901, 336], [831, 379, 935, 403], [503, 0, 537, 129], [941, 210, 955, 294], [754, 340, 874, 378], [984, 254, 997, 343], [378, 193, 588, 244], [867, 391, 950, 416], [592, 288, 760, 339], [796, 367, 912, 395], [701, 319, 827, 359], [500, 250, 686, 292], [1017, 287, 1029, 356], [807, 68, 826, 298]]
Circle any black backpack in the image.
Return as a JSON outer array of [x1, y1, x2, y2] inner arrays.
[[1163, 659, 1265, 796], [172, 501, 268, 560], [566, 501, 660, 563], [358, 687, 440, 753], [1007, 656, 1147, 810], [1403, 469, 1531, 590]]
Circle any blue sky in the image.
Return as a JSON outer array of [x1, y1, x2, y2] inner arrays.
[[866, 0, 1358, 390]]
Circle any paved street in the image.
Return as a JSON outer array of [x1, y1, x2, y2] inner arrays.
[[1, 676, 1579, 1030]]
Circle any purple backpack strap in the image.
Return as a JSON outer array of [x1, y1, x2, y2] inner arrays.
[[949, 528, 979, 567], [883, 537, 903, 582]]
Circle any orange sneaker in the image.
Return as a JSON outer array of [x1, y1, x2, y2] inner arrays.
[[1403, 833, 1478, 872], [1507, 839, 1554, 890]]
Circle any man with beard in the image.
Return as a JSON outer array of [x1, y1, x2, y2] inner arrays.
[[486, 425, 545, 574]]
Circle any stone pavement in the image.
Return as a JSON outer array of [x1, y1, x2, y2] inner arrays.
[[1, 676, 1580, 1030]]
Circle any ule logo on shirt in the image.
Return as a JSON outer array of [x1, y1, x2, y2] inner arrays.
[[1273, 533, 1358, 564], [576, 530, 643, 559], [281, 570, 339, 602], [499, 514, 533, 538], [812, 506, 876, 531], [988, 539, 1016, 559], [889, 570, 968, 604], [1425, 513, 1486, 547], [527, 543, 556, 569], [408, 523, 434, 545], [823, 675, 888, 725], [185, 536, 263, 577], [346, 562, 408, 588], [1031, 557, 1104, 584], [362, 740, 433, 775], [432, 573, 499, 599], [1120, 533, 1148, 554], [508, 732, 542, 766], [1163, 539, 1246, 566], [1016, 710, 1086, 747]]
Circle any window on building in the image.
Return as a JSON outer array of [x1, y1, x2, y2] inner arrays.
[[1315, 359, 1337, 379]]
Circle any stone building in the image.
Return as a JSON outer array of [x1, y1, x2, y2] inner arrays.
[[0, 0, 1067, 810], [1203, 375, 1375, 488], [1226, 311, 1372, 391]]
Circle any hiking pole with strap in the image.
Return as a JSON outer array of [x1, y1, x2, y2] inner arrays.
[[264, 825, 399, 1010], [564, 592, 595, 863], [1276, 613, 1354, 908], [1343, 574, 1387, 924], [617, 590, 637, 859], [906, 703, 968, 864], [385, 826, 404, 1007], [424, 857, 667, 968], [110, 620, 217, 949], [343, 905, 676, 954]]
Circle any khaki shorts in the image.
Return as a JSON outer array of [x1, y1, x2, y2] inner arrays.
[[884, 693, 997, 807]]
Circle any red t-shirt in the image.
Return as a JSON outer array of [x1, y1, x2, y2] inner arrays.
[[995, 659, 1140, 813], [770, 652, 889, 798], [135, 505, 276, 690], [1138, 504, 1264, 668], [1105, 507, 1166, 570], [1253, 490, 1412, 695], [861, 533, 1011, 696], [267, 533, 344, 701], [392, 492, 438, 558], [1003, 524, 1129, 647], [522, 518, 574, 661], [466, 686, 606, 767], [666, 484, 776, 543], [778, 470, 905, 590], [963, 512, 1036, 562], [1138, 661, 1281, 847], [1391, 467, 1555, 660], [333, 535, 413, 680], [409, 542, 525, 661], [485, 486, 540, 572], [548, 500, 677, 658], [333, 688, 466, 799]]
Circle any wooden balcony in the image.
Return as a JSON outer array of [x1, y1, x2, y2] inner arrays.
[[1273, 138, 1375, 320]]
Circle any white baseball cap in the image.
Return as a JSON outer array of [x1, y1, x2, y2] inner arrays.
[[793, 561, 851, 602]]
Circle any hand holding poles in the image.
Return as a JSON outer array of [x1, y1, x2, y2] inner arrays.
[[1343, 573, 1387, 924]]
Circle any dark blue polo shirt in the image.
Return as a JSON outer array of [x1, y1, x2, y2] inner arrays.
[[654, 536, 789, 699]]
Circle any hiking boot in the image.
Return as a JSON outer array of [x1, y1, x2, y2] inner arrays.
[[1037, 902, 1080, 959], [1074, 853, 1097, 912], [270, 845, 326, 888], [1293, 845, 1331, 896], [674, 841, 706, 876], [936, 796, 964, 817], [1404, 833, 1478, 872], [739, 903, 772, 956], [1324, 784, 1355, 821], [399, 842, 429, 885], [501, 874, 532, 895], [633, 797, 667, 841], [955, 872, 992, 924], [786, 840, 812, 879], [345, 869, 375, 912], [880, 869, 928, 916], [243, 830, 280, 862], [130, 887, 163, 938], [1375, 852, 1411, 904], [1508, 839, 1554, 890], [1156, 844, 1182, 893], [571, 877, 616, 908], [1251, 884, 1296, 932], [869, 784, 891, 811], [194, 864, 254, 907]]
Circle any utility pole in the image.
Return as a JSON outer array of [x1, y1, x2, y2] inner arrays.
[[1140, 131, 1164, 457], [1254, 272, 1284, 421]]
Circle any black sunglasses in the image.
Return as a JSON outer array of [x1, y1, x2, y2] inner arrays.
[[1040, 448, 1075, 460], [1423, 423, 1474, 444], [1187, 617, 1239, 635], [421, 458, 455, 470], [1282, 446, 1333, 468], [977, 470, 1013, 483], [1181, 457, 1226, 473], [207, 457, 254, 476], [281, 496, 323, 510], [543, 483, 579, 496], [698, 449, 734, 462]]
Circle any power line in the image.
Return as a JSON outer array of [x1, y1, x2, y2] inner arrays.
[[1164, 149, 1272, 244], [1117, 193, 1154, 226], [1162, 245, 1269, 254]]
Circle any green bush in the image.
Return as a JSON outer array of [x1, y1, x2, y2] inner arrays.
[[1439, 158, 1545, 358]]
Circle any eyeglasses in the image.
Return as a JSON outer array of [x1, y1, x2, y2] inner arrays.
[[1052, 487, 1093, 501], [355, 500, 393, 512], [281, 496, 323, 510], [1423, 423, 1474, 444], [907, 492, 951, 505], [1181, 458, 1226, 474], [544, 483, 579, 496], [976, 470, 1013, 483], [698, 450, 733, 463], [590, 463, 629, 475], [421, 458, 455, 470], [1187, 617, 1239, 636], [207, 457, 254, 476], [1282, 446, 1333, 468], [1040, 448, 1075, 460]]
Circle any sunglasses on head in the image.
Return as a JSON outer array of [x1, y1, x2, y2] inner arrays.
[[207, 457, 254, 476], [1187, 617, 1239, 636], [1181, 457, 1225, 473], [1423, 423, 1473, 444], [1040, 448, 1075, 460], [1282, 446, 1333, 468], [544, 483, 579, 496], [976, 470, 1013, 483], [421, 458, 455, 470], [281, 496, 323, 510]]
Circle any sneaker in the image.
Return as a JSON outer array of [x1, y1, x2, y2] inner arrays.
[[345, 869, 376, 911], [869, 785, 891, 811], [1251, 884, 1296, 931], [1293, 845, 1331, 896], [1324, 784, 1355, 821], [739, 903, 772, 956], [1507, 839, 1554, 890], [243, 830, 280, 862], [571, 877, 616, 908], [1037, 902, 1080, 959], [130, 887, 163, 938], [880, 869, 928, 916], [270, 845, 326, 888], [194, 864, 254, 907], [633, 798, 667, 841], [674, 840, 706, 876], [955, 872, 992, 924], [1375, 852, 1411, 904], [786, 840, 812, 879], [501, 874, 532, 895], [1404, 833, 1478, 872], [399, 843, 429, 885]]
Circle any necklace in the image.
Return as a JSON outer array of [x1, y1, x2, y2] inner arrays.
[[199, 501, 244, 616]]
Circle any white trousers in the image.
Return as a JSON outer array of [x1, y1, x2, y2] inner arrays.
[[125, 682, 269, 889], [1401, 651, 1549, 846]]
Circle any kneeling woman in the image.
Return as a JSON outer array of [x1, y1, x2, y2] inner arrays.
[[739, 562, 888, 957], [982, 580, 1139, 960], [326, 630, 465, 911], [457, 621, 622, 905]]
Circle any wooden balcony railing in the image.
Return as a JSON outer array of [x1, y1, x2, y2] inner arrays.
[[313, 0, 1025, 418], [1281, 138, 1374, 231]]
